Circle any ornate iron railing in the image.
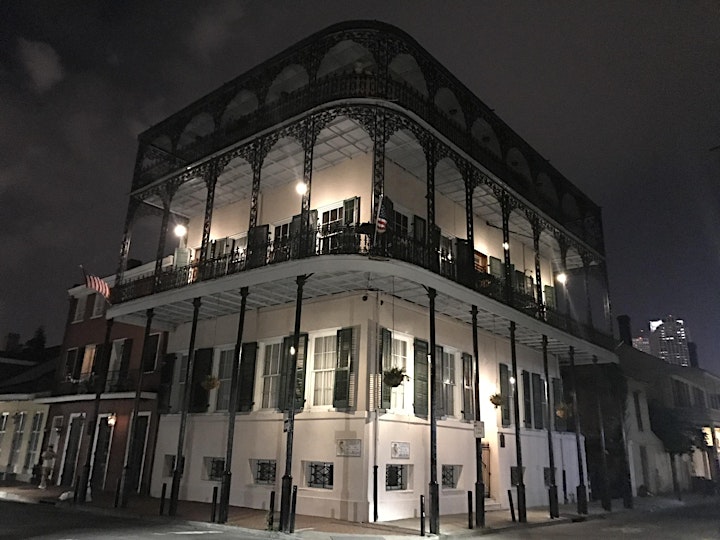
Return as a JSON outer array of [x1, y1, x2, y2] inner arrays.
[[112, 224, 613, 350]]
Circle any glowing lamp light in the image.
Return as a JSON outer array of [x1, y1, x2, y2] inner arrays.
[[295, 181, 308, 195], [556, 272, 568, 285], [107, 413, 117, 427], [509, 376, 516, 385], [174, 224, 187, 237], [290, 346, 296, 356], [502, 242, 510, 251]]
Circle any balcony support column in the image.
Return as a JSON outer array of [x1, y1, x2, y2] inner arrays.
[[427, 287, 440, 534], [532, 219, 545, 319], [199, 164, 218, 264], [218, 287, 249, 524], [248, 138, 270, 230], [153, 200, 172, 287], [425, 141, 438, 273], [78, 317, 114, 503], [543, 335, 559, 518], [120, 308, 154, 507], [371, 109, 386, 225], [463, 170, 476, 283], [471, 305, 485, 527], [510, 321, 526, 522], [280, 275, 309, 532], [299, 120, 315, 258], [593, 356, 612, 511], [115, 197, 140, 284], [599, 261, 614, 335], [558, 237, 570, 319], [582, 254, 594, 329], [501, 193, 513, 306], [170, 298, 202, 516], [569, 346, 588, 514]]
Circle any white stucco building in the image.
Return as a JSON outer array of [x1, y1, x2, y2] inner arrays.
[[107, 21, 616, 523]]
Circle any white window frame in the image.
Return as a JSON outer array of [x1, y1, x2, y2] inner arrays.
[[214, 347, 236, 412], [88, 412, 115, 489], [387, 331, 412, 413], [23, 411, 44, 471], [57, 412, 85, 486], [309, 330, 339, 409], [441, 348, 457, 418], [72, 296, 87, 323], [173, 352, 189, 413], [91, 293, 105, 318], [260, 341, 283, 409]]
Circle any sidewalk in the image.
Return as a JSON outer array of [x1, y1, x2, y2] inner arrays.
[[0, 480, 711, 538]]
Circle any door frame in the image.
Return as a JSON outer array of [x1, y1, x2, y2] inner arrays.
[[57, 412, 85, 486]]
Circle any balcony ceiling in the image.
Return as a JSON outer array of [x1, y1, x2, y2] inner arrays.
[[139, 115, 582, 269]]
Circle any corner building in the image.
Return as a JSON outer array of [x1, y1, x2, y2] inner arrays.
[[108, 21, 617, 521]]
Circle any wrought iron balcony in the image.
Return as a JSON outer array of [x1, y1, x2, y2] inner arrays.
[[112, 224, 613, 350]]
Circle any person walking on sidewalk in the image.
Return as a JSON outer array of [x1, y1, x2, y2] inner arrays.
[[38, 445, 56, 489]]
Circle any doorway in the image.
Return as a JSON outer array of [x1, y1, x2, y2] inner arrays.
[[60, 414, 85, 486]]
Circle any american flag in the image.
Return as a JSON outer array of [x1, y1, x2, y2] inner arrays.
[[82, 268, 111, 302], [375, 195, 388, 234]]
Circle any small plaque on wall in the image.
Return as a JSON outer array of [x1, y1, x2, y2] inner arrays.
[[336, 439, 362, 457], [391, 441, 410, 459]]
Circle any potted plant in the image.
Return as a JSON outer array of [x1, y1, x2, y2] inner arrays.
[[383, 366, 408, 387], [201, 374, 221, 391], [489, 393, 504, 408]]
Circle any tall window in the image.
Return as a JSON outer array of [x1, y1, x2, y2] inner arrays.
[[441, 350, 455, 417], [215, 349, 235, 411], [10, 412, 26, 467], [91, 293, 105, 318], [72, 297, 86, 322], [23, 412, 44, 470], [261, 343, 282, 409], [174, 354, 188, 412], [313, 335, 337, 406], [254, 459, 276, 484], [393, 211, 409, 238], [391, 337, 407, 410], [307, 462, 333, 489], [80, 345, 96, 380]]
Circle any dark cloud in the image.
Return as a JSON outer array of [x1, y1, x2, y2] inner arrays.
[[1, 1, 719, 373]]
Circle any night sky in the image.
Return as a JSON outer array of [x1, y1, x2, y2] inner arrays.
[[1, 2, 718, 372]]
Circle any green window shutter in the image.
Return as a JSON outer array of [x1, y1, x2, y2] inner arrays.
[[462, 353, 474, 421], [435, 345, 445, 417], [532, 373, 544, 429], [118, 338, 132, 380], [237, 342, 258, 412], [522, 370, 532, 428], [413, 339, 429, 417], [142, 334, 160, 372], [279, 334, 308, 412], [552, 377, 566, 431], [500, 363, 510, 426], [190, 348, 213, 413], [333, 327, 357, 409], [489, 257, 504, 279], [380, 328, 392, 409], [544, 285, 556, 310]]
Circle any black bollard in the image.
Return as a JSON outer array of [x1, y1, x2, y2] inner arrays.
[[468, 491, 473, 529], [114, 478, 121, 508], [159, 483, 167, 515], [268, 490, 275, 530], [508, 489, 516, 523], [290, 485, 298, 533], [211, 485, 219, 522], [73, 476, 80, 504], [420, 494, 426, 536]]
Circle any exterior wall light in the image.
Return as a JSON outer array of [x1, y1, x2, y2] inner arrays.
[[556, 273, 567, 285], [107, 413, 117, 427], [174, 224, 187, 237], [295, 181, 308, 195], [502, 242, 510, 251], [509, 376, 516, 385]]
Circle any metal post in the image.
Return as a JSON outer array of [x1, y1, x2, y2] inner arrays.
[[290, 485, 298, 533], [169, 297, 202, 516], [420, 494, 425, 537], [569, 346, 588, 514], [471, 305, 485, 527], [594, 357, 611, 511], [79, 317, 114, 503], [218, 287, 249, 523], [510, 321, 526, 522], [373, 465, 378, 522], [159, 482, 167, 515], [542, 335, 559, 518], [508, 489, 516, 522], [428, 287, 440, 534], [280, 275, 308, 532], [211, 485, 218, 522], [120, 308, 154, 507], [268, 490, 275, 530], [467, 490, 473, 529]]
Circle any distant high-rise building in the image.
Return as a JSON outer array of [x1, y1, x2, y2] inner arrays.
[[647, 315, 691, 366], [632, 330, 651, 355]]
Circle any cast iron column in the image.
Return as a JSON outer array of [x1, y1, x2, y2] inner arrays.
[[218, 287, 249, 523], [569, 346, 588, 514], [169, 297, 202, 516], [542, 335, 559, 517], [280, 275, 308, 532], [428, 287, 439, 534], [120, 308, 153, 507], [502, 193, 513, 306], [78, 317, 114, 503], [510, 321, 526, 522], [532, 220, 544, 319], [471, 306, 485, 527]]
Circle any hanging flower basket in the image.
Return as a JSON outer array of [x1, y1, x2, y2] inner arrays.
[[489, 393, 504, 408], [555, 402, 571, 419], [201, 375, 221, 391], [383, 367, 408, 388]]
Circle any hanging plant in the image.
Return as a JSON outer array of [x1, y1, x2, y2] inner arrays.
[[555, 402, 571, 419], [489, 393, 504, 408], [383, 367, 408, 388], [201, 375, 221, 391]]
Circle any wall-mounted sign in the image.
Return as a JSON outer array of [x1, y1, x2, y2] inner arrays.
[[336, 439, 362, 457], [391, 441, 410, 459], [474, 421, 485, 439]]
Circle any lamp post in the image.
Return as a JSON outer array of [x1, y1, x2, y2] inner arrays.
[[471, 306, 485, 527]]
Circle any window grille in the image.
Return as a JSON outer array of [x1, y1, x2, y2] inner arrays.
[[308, 462, 333, 489], [255, 459, 276, 484], [203, 457, 224, 481], [442, 464, 461, 488], [386, 464, 407, 490]]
